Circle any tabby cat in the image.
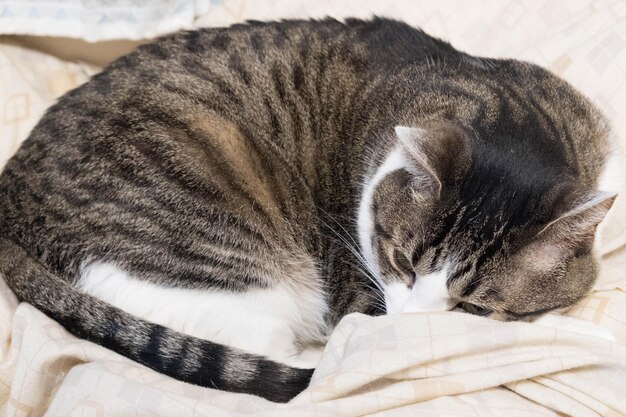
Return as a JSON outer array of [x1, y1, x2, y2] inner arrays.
[[0, 18, 620, 402]]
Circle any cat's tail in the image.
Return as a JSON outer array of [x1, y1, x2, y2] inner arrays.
[[0, 237, 313, 402]]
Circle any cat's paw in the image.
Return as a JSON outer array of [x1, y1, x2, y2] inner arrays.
[[534, 313, 616, 342]]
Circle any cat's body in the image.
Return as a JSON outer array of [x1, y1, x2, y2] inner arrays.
[[0, 18, 619, 402]]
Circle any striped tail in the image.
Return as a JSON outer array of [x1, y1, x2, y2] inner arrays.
[[0, 237, 313, 402]]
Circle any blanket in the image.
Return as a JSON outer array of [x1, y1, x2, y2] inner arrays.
[[1, 1, 625, 415], [2, 277, 626, 416]]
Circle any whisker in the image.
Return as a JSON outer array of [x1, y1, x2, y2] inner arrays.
[[316, 207, 381, 282], [317, 217, 370, 267], [322, 243, 387, 311], [319, 229, 385, 294]]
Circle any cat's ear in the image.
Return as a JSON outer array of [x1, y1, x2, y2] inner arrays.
[[395, 122, 471, 198], [533, 191, 617, 260]]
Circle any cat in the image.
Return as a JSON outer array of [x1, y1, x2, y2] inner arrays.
[[0, 18, 620, 402]]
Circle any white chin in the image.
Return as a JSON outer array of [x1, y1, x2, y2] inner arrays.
[[383, 266, 455, 314], [383, 282, 412, 314]]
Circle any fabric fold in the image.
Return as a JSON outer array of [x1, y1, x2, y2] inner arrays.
[[2, 278, 625, 416]]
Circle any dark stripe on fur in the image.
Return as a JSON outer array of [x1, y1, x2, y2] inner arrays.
[[0, 238, 313, 402]]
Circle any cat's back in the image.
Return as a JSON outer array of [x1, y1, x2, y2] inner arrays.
[[0, 18, 459, 281], [0, 20, 345, 277]]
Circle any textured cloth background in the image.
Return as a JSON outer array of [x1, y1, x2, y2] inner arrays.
[[2, 277, 626, 417], [0, 0, 215, 41], [1, 1, 626, 416]]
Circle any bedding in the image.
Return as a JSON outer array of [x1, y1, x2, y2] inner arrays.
[[0, 0, 213, 42], [1, 1, 626, 415]]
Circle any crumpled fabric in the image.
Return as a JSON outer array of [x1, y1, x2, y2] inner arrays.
[[1, 1, 626, 415]]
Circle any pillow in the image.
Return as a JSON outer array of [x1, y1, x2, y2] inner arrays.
[[0, 41, 96, 168]]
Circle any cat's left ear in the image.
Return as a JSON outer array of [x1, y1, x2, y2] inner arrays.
[[395, 122, 471, 198]]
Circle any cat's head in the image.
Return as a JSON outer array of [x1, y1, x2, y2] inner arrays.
[[359, 121, 616, 321]]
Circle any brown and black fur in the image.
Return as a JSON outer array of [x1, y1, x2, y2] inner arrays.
[[0, 18, 615, 402]]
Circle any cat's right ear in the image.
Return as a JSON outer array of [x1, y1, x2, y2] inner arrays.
[[520, 191, 617, 272], [535, 191, 617, 258], [394, 122, 472, 198]]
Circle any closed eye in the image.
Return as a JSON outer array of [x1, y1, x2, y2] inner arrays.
[[505, 304, 564, 320], [459, 302, 492, 316], [393, 249, 416, 284]]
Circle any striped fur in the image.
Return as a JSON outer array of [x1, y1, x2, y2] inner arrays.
[[0, 18, 617, 401], [0, 238, 313, 402]]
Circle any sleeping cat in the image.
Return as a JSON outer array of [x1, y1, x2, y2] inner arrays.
[[0, 18, 620, 402]]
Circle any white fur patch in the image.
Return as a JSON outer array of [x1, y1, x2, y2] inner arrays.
[[383, 282, 413, 314], [77, 261, 328, 367], [598, 135, 624, 193], [384, 263, 455, 314], [357, 144, 456, 315], [357, 146, 407, 277], [594, 141, 623, 254]]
